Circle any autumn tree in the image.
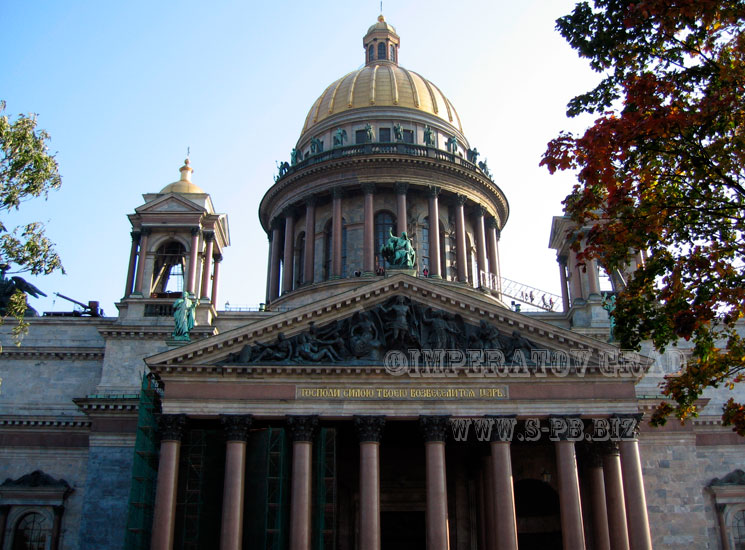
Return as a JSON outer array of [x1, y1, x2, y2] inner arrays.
[[541, 1, 745, 433], [0, 100, 64, 347]]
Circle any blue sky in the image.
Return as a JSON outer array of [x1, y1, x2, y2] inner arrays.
[[1, 0, 600, 315]]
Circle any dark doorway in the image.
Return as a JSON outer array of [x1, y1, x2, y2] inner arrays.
[[515, 478, 562, 550], [381, 511, 425, 550]]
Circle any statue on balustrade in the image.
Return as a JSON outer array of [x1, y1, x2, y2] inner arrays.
[[393, 123, 403, 142], [333, 128, 347, 147]]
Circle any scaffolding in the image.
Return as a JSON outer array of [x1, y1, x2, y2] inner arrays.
[[123, 373, 162, 550], [313, 428, 337, 550]]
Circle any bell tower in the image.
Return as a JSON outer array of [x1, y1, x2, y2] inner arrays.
[[120, 159, 230, 322]]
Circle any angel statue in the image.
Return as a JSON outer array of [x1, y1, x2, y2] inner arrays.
[[0, 264, 47, 316]]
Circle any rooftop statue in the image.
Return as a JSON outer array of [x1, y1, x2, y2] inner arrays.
[[333, 128, 347, 148], [381, 229, 416, 268], [290, 148, 301, 166], [446, 136, 458, 153], [172, 291, 197, 341], [310, 137, 324, 154], [393, 123, 403, 142], [423, 125, 435, 147], [0, 264, 47, 317], [364, 123, 375, 143]]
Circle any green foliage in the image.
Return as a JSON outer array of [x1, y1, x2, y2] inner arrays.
[[0, 100, 64, 349], [542, 2, 745, 433]]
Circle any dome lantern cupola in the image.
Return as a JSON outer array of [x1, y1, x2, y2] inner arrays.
[[363, 15, 400, 66]]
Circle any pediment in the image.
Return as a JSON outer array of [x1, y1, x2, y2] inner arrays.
[[135, 193, 206, 215], [146, 274, 647, 376]]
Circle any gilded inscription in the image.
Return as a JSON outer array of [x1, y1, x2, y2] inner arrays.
[[296, 386, 508, 400]]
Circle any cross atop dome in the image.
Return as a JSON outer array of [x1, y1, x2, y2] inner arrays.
[[363, 15, 400, 66]]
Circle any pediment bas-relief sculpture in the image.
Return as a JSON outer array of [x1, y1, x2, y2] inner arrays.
[[223, 295, 542, 365]]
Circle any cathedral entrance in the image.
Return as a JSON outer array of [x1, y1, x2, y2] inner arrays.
[[515, 478, 562, 549]]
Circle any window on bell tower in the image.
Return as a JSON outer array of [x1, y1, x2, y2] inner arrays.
[[377, 42, 386, 60]]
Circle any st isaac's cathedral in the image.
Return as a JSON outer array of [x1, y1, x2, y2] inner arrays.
[[1, 16, 745, 550]]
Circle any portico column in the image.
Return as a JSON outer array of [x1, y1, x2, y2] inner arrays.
[[554, 417, 586, 550], [51, 505, 64, 550], [332, 188, 343, 278], [304, 196, 317, 284], [558, 255, 571, 312], [211, 254, 222, 305], [427, 186, 442, 279], [454, 195, 468, 283], [151, 414, 187, 550], [489, 416, 518, 550], [602, 442, 630, 550], [486, 218, 501, 293], [134, 228, 151, 295], [474, 206, 488, 288], [124, 231, 140, 297], [362, 183, 376, 275], [287, 415, 318, 550], [186, 228, 201, 294], [587, 447, 611, 550], [395, 182, 408, 236], [568, 249, 584, 302], [220, 415, 253, 550], [588, 258, 601, 296], [617, 415, 652, 550], [269, 219, 283, 302], [200, 232, 215, 300], [282, 209, 296, 293], [420, 416, 451, 550], [355, 416, 386, 550]]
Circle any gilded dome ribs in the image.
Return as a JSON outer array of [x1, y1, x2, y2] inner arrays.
[[371, 65, 378, 105], [387, 65, 399, 105], [401, 68, 420, 108], [413, 70, 438, 115], [348, 70, 362, 108], [329, 72, 352, 115]]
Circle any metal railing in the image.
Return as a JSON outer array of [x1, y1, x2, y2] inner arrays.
[[277, 142, 484, 182]]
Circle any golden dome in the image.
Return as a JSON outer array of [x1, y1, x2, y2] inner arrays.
[[300, 64, 463, 138], [367, 14, 396, 34], [159, 159, 205, 194]]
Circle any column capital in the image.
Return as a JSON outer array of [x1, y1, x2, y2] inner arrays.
[[454, 193, 468, 206], [282, 206, 297, 220], [427, 185, 441, 198], [191, 227, 201, 237], [361, 182, 376, 195], [287, 415, 319, 442], [157, 414, 187, 441], [548, 415, 584, 441], [141, 227, 152, 237], [611, 413, 643, 439], [214, 253, 223, 263], [486, 216, 499, 230], [305, 194, 319, 207], [558, 254, 568, 266], [354, 415, 386, 442], [486, 415, 516, 442], [130, 230, 141, 241], [473, 204, 488, 218], [394, 181, 409, 195], [333, 187, 346, 199], [221, 414, 253, 441], [600, 440, 620, 456], [420, 415, 450, 442], [203, 231, 215, 242], [270, 217, 284, 231]]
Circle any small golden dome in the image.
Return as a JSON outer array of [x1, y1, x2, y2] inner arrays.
[[159, 158, 205, 194], [367, 15, 396, 34], [299, 64, 463, 140]]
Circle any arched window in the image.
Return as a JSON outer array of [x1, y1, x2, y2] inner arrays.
[[733, 509, 745, 549], [368, 45, 374, 63], [377, 42, 387, 60], [13, 512, 48, 550], [152, 241, 186, 295], [294, 232, 305, 288], [390, 44, 396, 62], [375, 211, 396, 270], [323, 219, 347, 280]]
